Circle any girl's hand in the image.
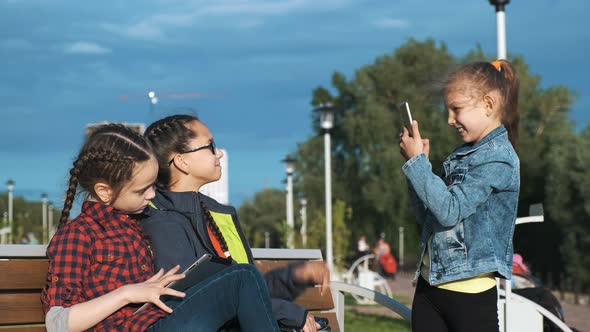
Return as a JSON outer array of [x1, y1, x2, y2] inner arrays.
[[400, 121, 429, 160], [121, 265, 187, 313], [292, 261, 330, 295], [302, 314, 320, 332]]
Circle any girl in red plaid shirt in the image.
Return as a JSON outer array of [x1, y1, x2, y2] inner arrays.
[[41, 124, 279, 332]]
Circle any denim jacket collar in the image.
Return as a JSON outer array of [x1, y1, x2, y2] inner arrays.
[[453, 125, 507, 157]]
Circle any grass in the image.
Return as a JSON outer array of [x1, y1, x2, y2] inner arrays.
[[345, 310, 411, 332]]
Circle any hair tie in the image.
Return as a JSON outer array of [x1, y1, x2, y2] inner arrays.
[[490, 60, 502, 72]]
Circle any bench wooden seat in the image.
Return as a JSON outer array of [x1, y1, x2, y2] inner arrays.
[[0, 246, 343, 332]]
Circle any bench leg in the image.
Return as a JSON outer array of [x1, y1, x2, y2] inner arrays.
[[334, 289, 345, 332]]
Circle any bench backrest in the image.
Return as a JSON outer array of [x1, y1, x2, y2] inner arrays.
[[0, 246, 339, 332]]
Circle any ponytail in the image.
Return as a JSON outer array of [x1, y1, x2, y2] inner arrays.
[[493, 60, 520, 147]]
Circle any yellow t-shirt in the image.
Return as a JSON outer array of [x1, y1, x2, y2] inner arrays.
[[421, 237, 496, 293], [209, 211, 249, 264]]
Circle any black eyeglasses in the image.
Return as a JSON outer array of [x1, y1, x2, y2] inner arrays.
[[168, 141, 216, 165]]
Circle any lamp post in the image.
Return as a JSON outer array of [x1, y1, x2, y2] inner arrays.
[[48, 202, 54, 240], [282, 155, 296, 249], [314, 103, 335, 272], [299, 198, 308, 247], [489, 0, 510, 59], [7, 179, 14, 244], [148, 91, 158, 113], [41, 193, 48, 243]]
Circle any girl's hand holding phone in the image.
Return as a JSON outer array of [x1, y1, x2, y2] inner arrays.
[[400, 120, 430, 160], [121, 265, 187, 313]]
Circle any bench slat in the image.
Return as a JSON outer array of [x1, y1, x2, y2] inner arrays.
[[0, 293, 45, 325], [0, 260, 48, 290], [256, 260, 334, 311], [0, 326, 46, 332]]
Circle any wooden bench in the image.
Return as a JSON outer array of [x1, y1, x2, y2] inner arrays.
[[1, 245, 411, 332]]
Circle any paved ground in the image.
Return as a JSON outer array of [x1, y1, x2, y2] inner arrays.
[[348, 271, 590, 331]]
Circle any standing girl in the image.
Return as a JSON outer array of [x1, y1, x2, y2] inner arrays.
[[142, 114, 328, 332], [41, 124, 279, 332], [400, 60, 520, 332]]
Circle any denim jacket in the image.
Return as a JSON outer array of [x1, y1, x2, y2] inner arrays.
[[402, 125, 520, 285]]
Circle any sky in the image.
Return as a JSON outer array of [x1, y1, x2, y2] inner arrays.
[[0, 0, 588, 208]]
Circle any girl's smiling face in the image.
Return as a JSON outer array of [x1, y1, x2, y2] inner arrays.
[[444, 83, 502, 144]]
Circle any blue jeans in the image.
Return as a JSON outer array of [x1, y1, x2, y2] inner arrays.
[[147, 264, 280, 332]]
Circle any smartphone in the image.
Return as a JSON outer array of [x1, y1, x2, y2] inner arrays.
[[134, 254, 232, 314], [399, 101, 414, 137]]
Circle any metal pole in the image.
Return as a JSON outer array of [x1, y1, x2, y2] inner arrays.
[[7, 181, 14, 244], [496, 9, 507, 59], [286, 173, 294, 249], [300, 198, 307, 247], [324, 131, 333, 272], [48, 203, 54, 240], [1, 212, 7, 244], [41, 194, 48, 243], [264, 231, 270, 248], [398, 226, 404, 269]]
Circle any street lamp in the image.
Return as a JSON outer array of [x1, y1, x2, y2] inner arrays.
[[282, 155, 296, 249], [299, 198, 308, 247], [6, 179, 14, 244], [148, 90, 158, 113], [489, 0, 510, 59], [41, 193, 48, 243], [48, 202, 54, 240], [314, 102, 335, 272]]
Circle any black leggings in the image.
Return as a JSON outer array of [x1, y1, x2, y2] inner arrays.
[[412, 276, 499, 332]]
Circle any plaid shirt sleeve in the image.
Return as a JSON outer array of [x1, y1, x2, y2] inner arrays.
[[41, 222, 91, 313]]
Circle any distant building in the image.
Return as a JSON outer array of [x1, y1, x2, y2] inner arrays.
[[85, 121, 146, 137], [200, 149, 229, 204]]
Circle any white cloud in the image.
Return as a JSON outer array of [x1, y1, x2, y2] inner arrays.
[[373, 18, 410, 29], [64, 41, 111, 55], [101, 0, 350, 40]]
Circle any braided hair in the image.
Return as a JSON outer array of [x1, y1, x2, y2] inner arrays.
[[145, 114, 231, 258], [59, 124, 153, 226], [200, 200, 230, 257], [144, 114, 199, 189]]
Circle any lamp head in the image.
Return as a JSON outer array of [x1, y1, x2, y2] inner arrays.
[[313, 102, 335, 130]]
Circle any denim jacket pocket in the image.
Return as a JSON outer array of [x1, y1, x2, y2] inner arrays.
[[445, 167, 468, 188], [436, 222, 467, 271]]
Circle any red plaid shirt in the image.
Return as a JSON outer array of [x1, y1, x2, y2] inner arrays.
[[41, 201, 166, 331]]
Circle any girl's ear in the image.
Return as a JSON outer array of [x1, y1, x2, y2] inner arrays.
[[94, 182, 113, 204], [171, 155, 190, 175], [483, 91, 500, 117]]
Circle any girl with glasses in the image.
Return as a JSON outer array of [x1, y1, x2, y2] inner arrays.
[[142, 114, 329, 332]]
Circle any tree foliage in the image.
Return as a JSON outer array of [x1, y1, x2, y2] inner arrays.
[[240, 39, 589, 289]]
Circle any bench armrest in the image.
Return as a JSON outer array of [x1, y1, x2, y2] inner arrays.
[[330, 281, 412, 332]]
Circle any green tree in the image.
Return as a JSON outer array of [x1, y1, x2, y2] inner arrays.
[[238, 188, 286, 248], [294, 39, 583, 281], [241, 38, 586, 288], [0, 193, 56, 244]]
